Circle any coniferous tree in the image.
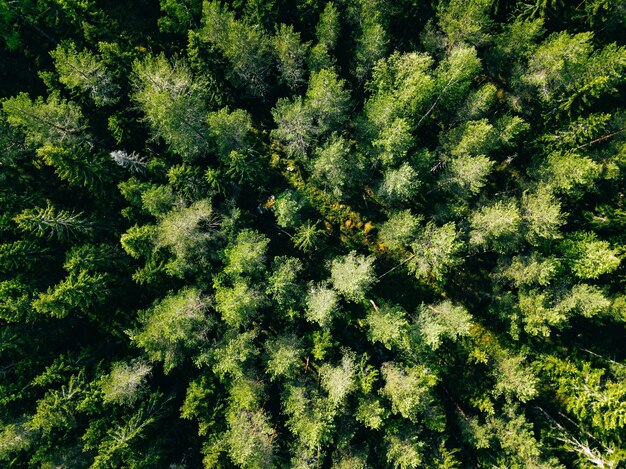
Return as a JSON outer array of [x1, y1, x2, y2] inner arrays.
[[1, 0, 626, 466]]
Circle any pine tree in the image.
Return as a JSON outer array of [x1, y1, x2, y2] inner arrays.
[[132, 54, 211, 160], [51, 43, 120, 106]]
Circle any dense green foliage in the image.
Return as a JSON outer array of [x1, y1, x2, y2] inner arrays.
[[1, 0, 625, 467]]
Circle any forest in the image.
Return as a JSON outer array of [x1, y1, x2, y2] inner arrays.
[[0, 0, 625, 467]]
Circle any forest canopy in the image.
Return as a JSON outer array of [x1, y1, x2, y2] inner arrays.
[[1, 0, 625, 467]]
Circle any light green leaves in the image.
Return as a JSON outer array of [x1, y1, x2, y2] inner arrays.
[[265, 335, 303, 381], [225, 408, 275, 469], [538, 152, 601, 195], [132, 54, 210, 159], [51, 43, 119, 106], [305, 284, 340, 327], [32, 270, 109, 318], [378, 210, 421, 251], [492, 354, 537, 403], [272, 67, 350, 159], [524, 31, 626, 111], [271, 97, 315, 159], [355, 397, 386, 430], [520, 284, 611, 336], [309, 2, 340, 71], [283, 385, 336, 453], [306, 69, 350, 132], [14, 204, 93, 241], [130, 288, 210, 373], [498, 254, 560, 288], [438, 0, 494, 46], [0, 421, 33, 461], [408, 222, 463, 281], [212, 330, 258, 380], [522, 188, 566, 244], [223, 229, 269, 277], [417, 300, 472, 350], [272, 24, 308, 89], [207, 107, 253, 158], [0, 280, 34, 323], [469, 199, 522, 252], [366, 51, 434, 131], [266, 256, 304, 313], [365, 302, 409, 350], [101, 360, 151, 406], [372, 117, 413, 166], [439, 119, 497, 196], [561, 233, 621, 279], [292, 221, 325, 253], [312, 136, 354, 199], [319, 351, 356, 405], [330, 251, 377, 302], [201, 1, 271, 96], [386, 433, 424, 469], [155, 199, 218, 276], [273, 191, 305, 228], [215, 278, 266, 328], [442, 154, 494, 196], [380, 362, 438, 422], [2, 92, 89, 148], [377, 163, 421, 204]]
